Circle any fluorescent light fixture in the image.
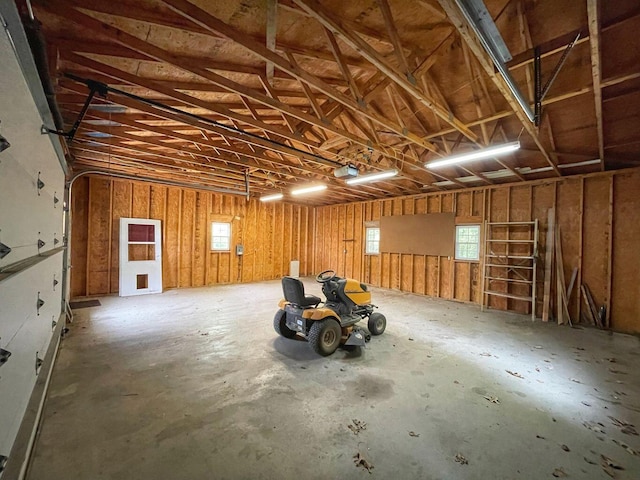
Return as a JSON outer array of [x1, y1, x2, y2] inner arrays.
[[291, 184, 327, 196], [425, 141, 520, 169], [345, 169, 398, 185], [260, 193, 283, 202]]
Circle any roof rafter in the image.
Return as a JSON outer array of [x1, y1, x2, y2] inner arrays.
[[436, 0, 561, 176], [292, 0, 478, 144]]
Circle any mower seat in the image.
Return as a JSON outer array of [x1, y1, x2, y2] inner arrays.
[[281, 277, 321, 308]]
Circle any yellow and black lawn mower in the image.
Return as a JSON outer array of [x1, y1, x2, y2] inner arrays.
[[274, 270, 387, 356]]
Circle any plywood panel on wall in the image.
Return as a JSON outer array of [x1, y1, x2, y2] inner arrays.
[[70, 176, 313, 297]]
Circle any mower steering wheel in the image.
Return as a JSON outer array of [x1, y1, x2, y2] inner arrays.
[[316, 269, 336, 283]]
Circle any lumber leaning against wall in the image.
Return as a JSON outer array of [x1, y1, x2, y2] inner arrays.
[[70, 175, 314, 297], [314, 167, 640, 335]]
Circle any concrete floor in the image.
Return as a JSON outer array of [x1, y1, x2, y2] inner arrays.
[[28, 279, 640, 480]]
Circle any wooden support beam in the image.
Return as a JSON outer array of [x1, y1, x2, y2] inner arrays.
[[436, 0, 560, 176], [587, 0, 605, 170], [159, 0, 439, 154], [376, 0, 411, 77], [45, 3, 411, 164], [266, 0, 278, 84], [324, 28, 362, 102], [293, 0, 478, 143]]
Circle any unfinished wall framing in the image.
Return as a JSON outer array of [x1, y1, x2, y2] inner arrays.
[[70, 175, 314, 297], [314, 167, 640, 335]]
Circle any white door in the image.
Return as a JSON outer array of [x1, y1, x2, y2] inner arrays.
[[119, 218, 162, 296]]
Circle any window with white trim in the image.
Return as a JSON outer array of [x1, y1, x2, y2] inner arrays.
[[365, 227, 380, 254], [455, 225, 480, 260], [211, 222, 231, 251]]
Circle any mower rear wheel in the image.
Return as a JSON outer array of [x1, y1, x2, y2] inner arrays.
[[273, 309, 297, 339], [308, 318, 342, 356], [368, 312, 386, 335]]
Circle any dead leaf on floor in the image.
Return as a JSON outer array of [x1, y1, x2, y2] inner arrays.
[[347, 419, 367, 435], [612, 439, 640, 456], [561, 444, 571, 452], [453, 380, 460, 384], [608, 416, 639, 436], [479, 352, 492, 357], [601, 454, 624, 477], [536, 435, 545, 440], [582, 401, 592, 407], [552, 467, 568, 477], [409, 431, 420, 437], [583, 421, 606, 434], [483, 395, 500, 404], [506, 370, 524, 379], [454, 453, 468, 465], [575, 347, 585, 351], [353, 452, 374, 474], [607, 358, 617, 363], [609, 368, 628, 375], [584, 456, 598, 465], [536, 367, 541, 372], [534, 345, 543, 349], [570, 378, 581, 383]]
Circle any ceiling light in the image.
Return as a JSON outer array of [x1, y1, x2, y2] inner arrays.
[[291, 184, 327, 196], [260, 193, 283, 202], [425, 141, 520, 169], [345, 169, 398, 185]]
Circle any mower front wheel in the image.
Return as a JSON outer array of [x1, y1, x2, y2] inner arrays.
[[308, 318, 342, 356], [368, 312, 386, 335], [274, 309, 297, 339]]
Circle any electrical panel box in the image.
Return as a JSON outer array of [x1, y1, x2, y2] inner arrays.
[[236, 244, 244, 256]]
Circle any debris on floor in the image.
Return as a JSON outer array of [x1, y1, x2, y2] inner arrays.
[[506, 370, 524, 379], [552, 467, 568, 477], [584, 456, 598, 465], [583, 421, 606, 434], [601, 454, 624, 477], [347, 419, 367, 435], [483, 395, 500, 404], [454, 453, 468, 465], [570, 378, 581, 383], [612, 438, 639, 456], [353, 452, 374, 473], [608, 416, 638, 436], [561, 444, 570, 452], [408, 431, 420, 437]]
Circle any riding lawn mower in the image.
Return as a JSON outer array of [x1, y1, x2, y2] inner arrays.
[[273, 270, 387, 356]]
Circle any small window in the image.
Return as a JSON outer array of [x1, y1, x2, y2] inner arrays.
[[455, 225, 480, 261], [211, 222, 231, 251], [365, 227, 380, 255]]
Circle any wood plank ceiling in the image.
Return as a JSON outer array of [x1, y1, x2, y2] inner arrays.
[[27, 0, 640, 205]]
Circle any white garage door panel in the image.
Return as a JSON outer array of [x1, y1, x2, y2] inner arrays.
[[0, 30, 63, 184], [0, 312, 50, 455], [0, 27, 65, 269], [0, 251, 63, 359], [0, 154, 64, 268]]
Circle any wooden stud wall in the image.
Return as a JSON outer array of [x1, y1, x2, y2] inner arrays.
[[70, 176, 314, 297], [314, 167, 640, 335]]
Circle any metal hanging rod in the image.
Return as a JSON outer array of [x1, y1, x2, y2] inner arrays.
[[63, 73, 344, 168]]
